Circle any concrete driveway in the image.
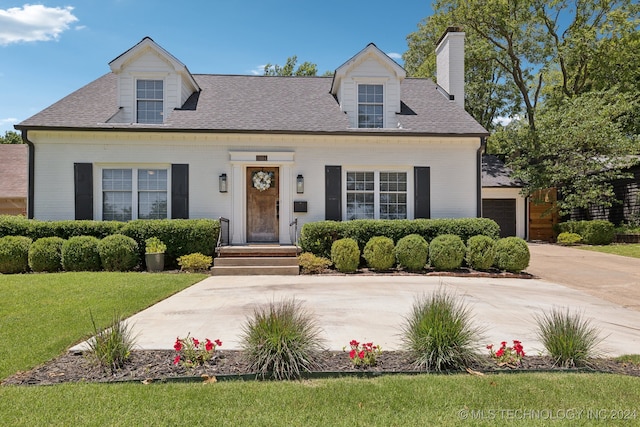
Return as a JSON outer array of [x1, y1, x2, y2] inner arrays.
[[113, 244, 640, 357]]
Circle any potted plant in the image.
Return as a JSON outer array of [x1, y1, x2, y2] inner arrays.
[[145, 237, 166, 272]]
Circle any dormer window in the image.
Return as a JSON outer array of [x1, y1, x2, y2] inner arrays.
[[358, 84, 383, 128], [136, 79, 164, 124]]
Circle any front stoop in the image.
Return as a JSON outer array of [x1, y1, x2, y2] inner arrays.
[[212, 245, 300, 276]]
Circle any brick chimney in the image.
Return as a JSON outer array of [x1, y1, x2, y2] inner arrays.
[[436, 27, 465, 109]]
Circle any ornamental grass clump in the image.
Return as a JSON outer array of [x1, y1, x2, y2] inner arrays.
[[535, 307, 604, 368], [86, 312, 137, 373], [241, 298, 326, 380], [401, 289, 483, 372]]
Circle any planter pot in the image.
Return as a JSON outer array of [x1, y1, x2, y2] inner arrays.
[[145, 253, 165, 272]]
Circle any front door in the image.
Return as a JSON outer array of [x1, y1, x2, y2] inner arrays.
[[246, 167, 279, 242]]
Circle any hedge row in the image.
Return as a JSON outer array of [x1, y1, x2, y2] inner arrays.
[[554, 220, 615, 245], [299, 218, 501, 259], [328, 234, 530, 273], [0, 216, 219, 269]]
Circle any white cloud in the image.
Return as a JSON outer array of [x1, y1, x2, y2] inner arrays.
[[387, 52, 402, 60], [250, 65, 266, 76], [0, 4, 79, 46], [0, 117, 18, 126]]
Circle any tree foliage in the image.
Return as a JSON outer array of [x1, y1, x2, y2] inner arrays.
[[0, 131, 22, 144], [264, 55, 318, 76], [405, 0, 639, 213]]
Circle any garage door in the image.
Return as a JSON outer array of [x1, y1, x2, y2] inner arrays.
[[483, 199, 516, 238]]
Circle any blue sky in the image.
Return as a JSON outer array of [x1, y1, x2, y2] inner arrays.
[[0, 1, 433, 135]]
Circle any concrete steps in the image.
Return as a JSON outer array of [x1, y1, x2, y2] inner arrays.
[[212, 245, 300, 276]]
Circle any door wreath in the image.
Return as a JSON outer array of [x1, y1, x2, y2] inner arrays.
[[252, 170, 274, 191]]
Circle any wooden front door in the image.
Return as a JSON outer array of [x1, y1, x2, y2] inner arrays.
[[247, 167, 279, 242]]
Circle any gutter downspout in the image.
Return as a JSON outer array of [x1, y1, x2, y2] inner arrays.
[[477, 137, 486, 218], [21, 130, 35, 219]]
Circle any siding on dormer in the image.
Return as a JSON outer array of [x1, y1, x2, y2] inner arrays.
[[338, 56, 402, 129]]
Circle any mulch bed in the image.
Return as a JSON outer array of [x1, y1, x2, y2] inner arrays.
[[3, 350, 639, 386]]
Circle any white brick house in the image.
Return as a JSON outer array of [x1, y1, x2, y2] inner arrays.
[[15, 28, 513, 244]]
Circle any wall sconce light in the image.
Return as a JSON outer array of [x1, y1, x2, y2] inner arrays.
[[296, 174, 304, 194], [219, 173, 227, 193]]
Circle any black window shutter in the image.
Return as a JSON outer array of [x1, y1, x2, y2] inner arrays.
[[74, 163, 93, 220], [414, 166, 430, 219], [325, 165, 342, 221], [171, 164, 189, 219]]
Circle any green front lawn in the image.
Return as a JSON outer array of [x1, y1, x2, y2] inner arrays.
[[0, 272, 205, 380], [577, 243, 640, 259], [1, 374, 639, 426], [2, 272, 640, 426]]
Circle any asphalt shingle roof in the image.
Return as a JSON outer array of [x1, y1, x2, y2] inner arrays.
[[17, 73, 488, 136], [482, 154, 523, 188]]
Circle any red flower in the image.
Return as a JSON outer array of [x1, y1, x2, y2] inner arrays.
[[192, 338, 199, 347], [500, 341, 507, 347], [486, 344, 493, 350], [173, 355, 181, 365], [215, 339, 222, 347], [358, 351, 365, 359], [349, 349, 356, 359], [205, 339, 214, 352], [495, 348, 505, 358], [173, 339, 183, 352], [350, 339, 359, 347]]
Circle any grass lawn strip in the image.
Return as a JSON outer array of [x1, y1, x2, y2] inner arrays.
[[1, 374, 639, 425], [0, 272, 206, 380], [577, 243, 640, 259]]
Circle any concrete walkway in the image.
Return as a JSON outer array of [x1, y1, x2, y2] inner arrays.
[[115, 265, 640, 357]]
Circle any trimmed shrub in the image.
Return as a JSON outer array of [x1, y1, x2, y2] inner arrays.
[[394, 234, 428, 271], [298, 252, 332, 274], [401, 289, 483, 371], [330, 238, 360, 273], [0, 235, 32, 274], [465, 235, 496, 271], [428, 234, 466, 271], [28, 237, 65, 272], [62, 236, 102, 271], [98, 234, 140, 272], [121, 219, 218, 269], [177, 253, 212, 272], [299, 218, 500, 259], [494, 237, 530, 273], [555, 220, 615, 245], [363, 236, 396, 271], [557, 232, 582, 246], [241, 298, 325, 380], [0, 215, 123, 240], [535, 307, 603, 367]]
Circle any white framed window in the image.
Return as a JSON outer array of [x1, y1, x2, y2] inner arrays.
[[136, 79, 164, 124], [346, 170, 407, 220], [358, 84, 384, 128], [101, 167, 169, 220]]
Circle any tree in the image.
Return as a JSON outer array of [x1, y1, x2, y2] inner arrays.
[[404, 13, 519, 131], [263, 55, 318, 76], [0, 130, 22, 144], [405, 0, 638, 134], [492, 89, 639, 214], [406, 0, 639, 213]]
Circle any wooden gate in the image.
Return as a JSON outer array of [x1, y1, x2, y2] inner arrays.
[[528, 188, 559, 242]]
